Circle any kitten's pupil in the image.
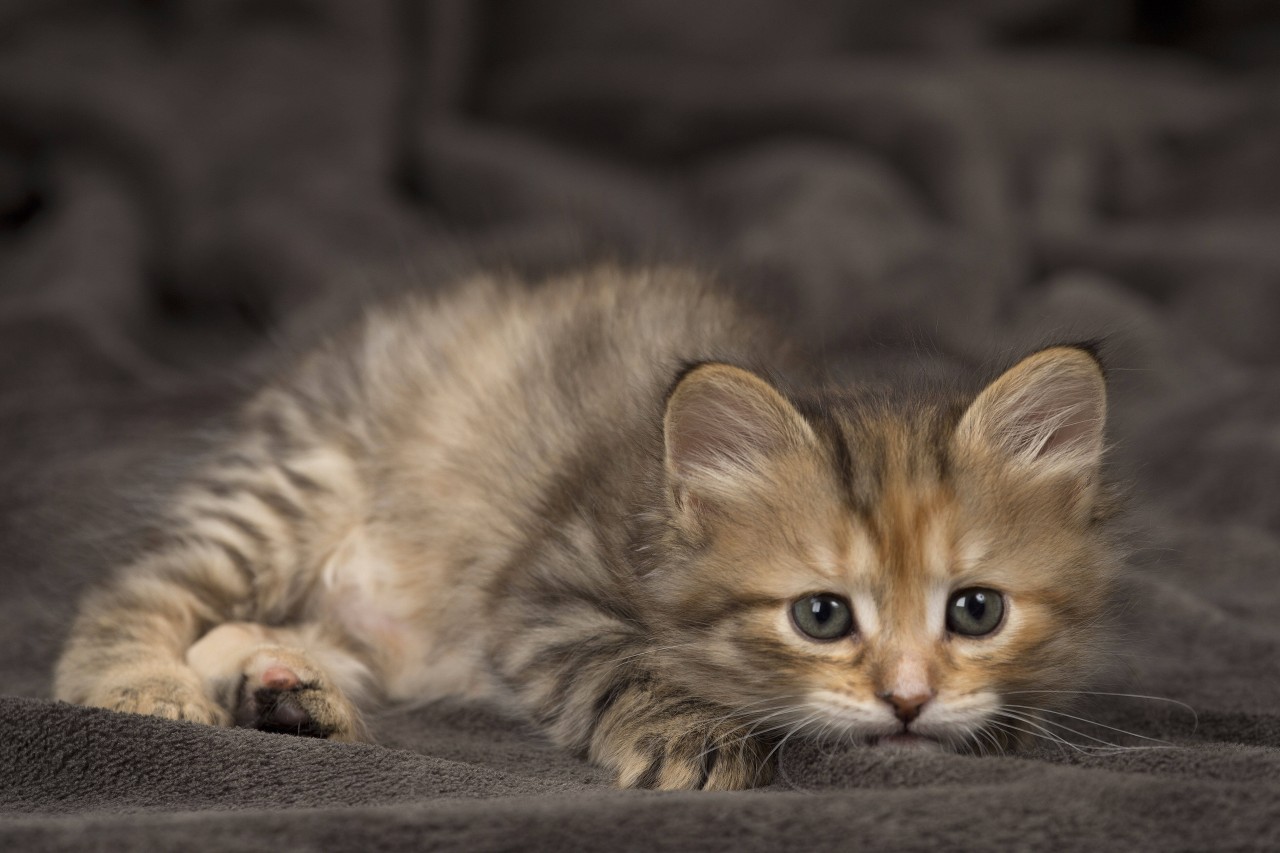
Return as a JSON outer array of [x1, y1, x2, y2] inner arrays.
[[812, 598, 835, 623], [791, 594, 854, 641], [946, 588, 1005, 636]]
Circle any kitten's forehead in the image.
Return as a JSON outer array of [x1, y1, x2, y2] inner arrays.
[[814, 407, 978, 608], [825, 407, 953, 551], [823, 401, 956, 515]]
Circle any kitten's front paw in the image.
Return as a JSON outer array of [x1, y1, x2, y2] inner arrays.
[[594, 700, 775, 791], [233, 649, 366, 742], [90, 671, 228, 726]]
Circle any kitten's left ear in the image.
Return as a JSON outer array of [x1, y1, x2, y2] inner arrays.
[[955, 346, 1107, 485]]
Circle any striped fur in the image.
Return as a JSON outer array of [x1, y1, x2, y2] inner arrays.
[[56, 268, 1121, 789]]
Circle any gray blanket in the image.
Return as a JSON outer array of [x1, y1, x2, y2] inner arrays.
[[1, 2, 1279, 850]]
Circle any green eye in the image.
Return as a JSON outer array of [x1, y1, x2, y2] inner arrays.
[[946, 588, 1005, 637], [791, 594, 855, 641]]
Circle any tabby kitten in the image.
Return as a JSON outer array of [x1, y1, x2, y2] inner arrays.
[[56, 267, 1119, 790]]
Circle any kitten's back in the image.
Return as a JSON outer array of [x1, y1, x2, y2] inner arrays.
[[263, 268, 785, 700]]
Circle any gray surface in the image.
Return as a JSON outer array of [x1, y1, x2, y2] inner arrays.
[[2, 1, 1280, 850]]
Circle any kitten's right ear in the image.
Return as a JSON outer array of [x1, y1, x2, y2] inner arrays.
[[663, 363, 815, 523]]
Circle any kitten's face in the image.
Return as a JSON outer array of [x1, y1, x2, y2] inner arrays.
[[653, 350, 1116, 752]]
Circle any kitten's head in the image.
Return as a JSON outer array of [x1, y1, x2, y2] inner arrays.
[[649, 347, 1119, 752]]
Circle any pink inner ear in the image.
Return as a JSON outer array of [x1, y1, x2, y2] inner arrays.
[[1039, 404, 1094, 457], [997, 368, 1103, 461], [1040, 373, 1101, 458], [669, 383, 777, 476]]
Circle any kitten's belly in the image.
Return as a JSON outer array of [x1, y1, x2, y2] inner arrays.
[[317, 529, 497, 704]]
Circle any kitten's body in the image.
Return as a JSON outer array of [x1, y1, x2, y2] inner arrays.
[[57, 268, 1119, 789]]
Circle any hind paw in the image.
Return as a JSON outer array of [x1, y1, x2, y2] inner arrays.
[[234, 650, 365, 742]]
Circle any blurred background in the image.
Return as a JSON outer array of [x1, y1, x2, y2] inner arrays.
[[2, 0, 1280, 715], [5, 1, 1280, 369]]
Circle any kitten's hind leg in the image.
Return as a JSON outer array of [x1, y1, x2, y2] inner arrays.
[[186, 622, 371, 742]]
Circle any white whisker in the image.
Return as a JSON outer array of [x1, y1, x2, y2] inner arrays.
[[1001, 690, 1199, 728], [987, 717, 1087, 755], [1003, 704, 1175, 746], [756, 711, 825, 787], [991, 711, 1093, 753]]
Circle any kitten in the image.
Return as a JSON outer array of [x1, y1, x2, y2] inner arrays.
[[55, 267, 1119, 790]]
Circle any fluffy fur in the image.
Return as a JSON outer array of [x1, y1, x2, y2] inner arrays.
[[55, 267, 1121, 790]]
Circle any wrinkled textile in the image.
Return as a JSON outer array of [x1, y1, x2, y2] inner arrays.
[[1, 2, 1279, 850]]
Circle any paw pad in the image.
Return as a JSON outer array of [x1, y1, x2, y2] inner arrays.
[[260, 665, 301, 691]]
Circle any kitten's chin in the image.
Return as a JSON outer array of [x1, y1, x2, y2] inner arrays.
[[866, 733, 946, 752]]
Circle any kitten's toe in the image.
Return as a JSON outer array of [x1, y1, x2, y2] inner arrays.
[[92, 671, 228, 727], [638, 726, 774, 791], [233, 651, 365, 742], [696, 728, 775, 791], [598, 706, 775, 791]]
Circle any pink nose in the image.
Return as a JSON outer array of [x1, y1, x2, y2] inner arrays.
[[878, 691, 932, 724]]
